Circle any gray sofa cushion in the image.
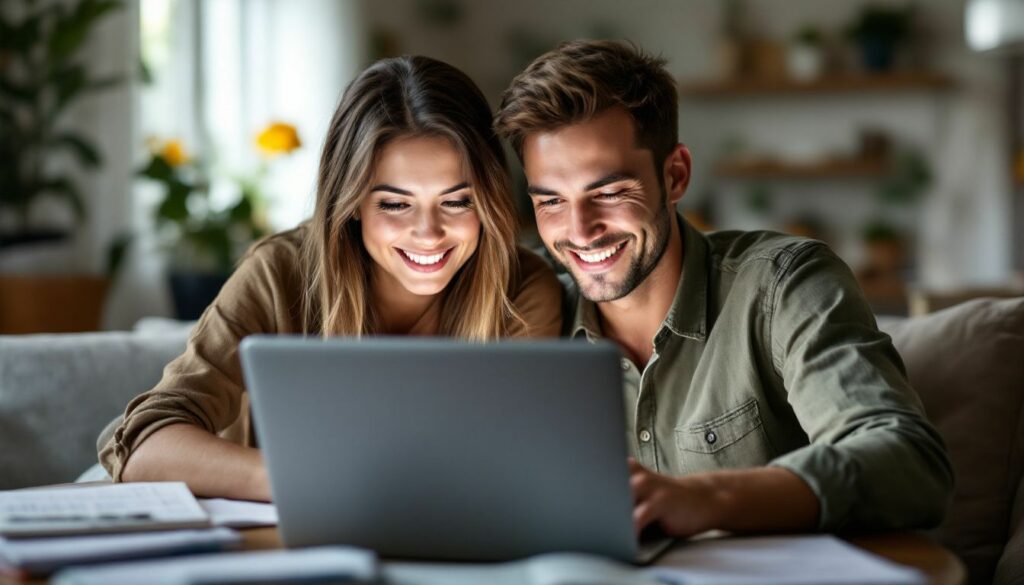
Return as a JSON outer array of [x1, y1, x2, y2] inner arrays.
[[881, 297, 1024, 585], [0, 330, 189, 489]]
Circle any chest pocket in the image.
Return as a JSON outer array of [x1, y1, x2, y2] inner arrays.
[[675, 398, 774, 474]]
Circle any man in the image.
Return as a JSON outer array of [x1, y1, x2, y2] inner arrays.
[[495, 40, 952, 538]]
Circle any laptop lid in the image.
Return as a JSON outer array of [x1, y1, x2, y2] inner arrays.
[[240, 336, 637, 562]]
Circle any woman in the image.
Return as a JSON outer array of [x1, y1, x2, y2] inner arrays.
[[98, 56, 563, 501]]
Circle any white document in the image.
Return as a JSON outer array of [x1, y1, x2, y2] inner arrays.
[[647, 534, 927, 585], [51, 546, 378, 585], [0, 527, 241, 577], [0, 482, 210, 537], [385, 553, 663, 585], [197, 499, 278, 528]]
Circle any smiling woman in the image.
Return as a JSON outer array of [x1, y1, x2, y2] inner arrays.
[[98, 56, 563, 501]]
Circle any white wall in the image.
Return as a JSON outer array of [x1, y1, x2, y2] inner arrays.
[[61, 0, 1017, 328], [364, 0, 1016, 288]]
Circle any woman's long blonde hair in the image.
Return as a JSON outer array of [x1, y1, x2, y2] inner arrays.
[[302, 56, 521, 340]]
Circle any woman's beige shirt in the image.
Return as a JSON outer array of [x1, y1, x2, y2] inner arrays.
[[99, 226, 563, 481]]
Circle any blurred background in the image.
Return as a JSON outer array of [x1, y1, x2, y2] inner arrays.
[[1, 0, 1023, 332]]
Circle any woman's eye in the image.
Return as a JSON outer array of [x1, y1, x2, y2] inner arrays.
[[377, 201, 408, 211], [442, 198, 473, 209]]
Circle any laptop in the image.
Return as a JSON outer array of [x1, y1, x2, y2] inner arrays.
[[239, 336, 673, 564]]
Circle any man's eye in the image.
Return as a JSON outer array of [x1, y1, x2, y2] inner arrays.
[[442, 198, 473, 209], [537, 198, 562, 208], [597, 189, 624, 199], [377, 201, 408, 211]]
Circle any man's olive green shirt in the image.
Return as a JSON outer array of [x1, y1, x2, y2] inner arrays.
[[568, 216, 953, 531]]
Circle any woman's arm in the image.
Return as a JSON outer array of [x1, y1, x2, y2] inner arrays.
[[121, 423, 271, 501], [100, 230, 306, 495]]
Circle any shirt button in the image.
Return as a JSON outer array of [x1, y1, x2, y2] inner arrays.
[[621, 359, 631, 371], [639, 429, 652, 443], [705, 430, 717, 445]]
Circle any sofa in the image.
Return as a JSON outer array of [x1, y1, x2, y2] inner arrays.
[[1, 300, 1021, 584]]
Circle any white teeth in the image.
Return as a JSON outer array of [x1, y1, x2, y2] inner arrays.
[[402, 249, 446, 265], [576, 242, 624, 264]]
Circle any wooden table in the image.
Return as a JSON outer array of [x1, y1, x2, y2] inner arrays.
[[3, 527, 966, 585]]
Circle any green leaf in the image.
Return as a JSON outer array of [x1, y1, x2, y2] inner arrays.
[[84, 74, 124, 93], [0, 77, 37, 102], [2, 12, 42, 53], [155, 183, 191, 224], [48, 0, 123, 65], [228, 195, 253, 223], [40, 177, 87, 223], [138, 154, 176, 182], [105, 231, 132, 279], [51, 132, 102, 167], [51, 64, 86, 111], [139, 58, 153, 85]]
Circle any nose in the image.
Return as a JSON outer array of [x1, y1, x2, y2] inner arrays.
[[568, 200, 605, 245], [412, 206, 445, 245]]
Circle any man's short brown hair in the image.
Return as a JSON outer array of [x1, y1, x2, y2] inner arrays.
[[496, 40, 678, 167]]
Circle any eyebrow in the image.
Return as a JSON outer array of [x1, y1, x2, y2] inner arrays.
[[527, 172, 639, 197], [584, 172, 639, 191], [369, 182, 470, 196]]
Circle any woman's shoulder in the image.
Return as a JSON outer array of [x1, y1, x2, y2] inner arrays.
[[508, 246, 563, 337], [215, 225, 310, 330], [244, 224, 308, 266]]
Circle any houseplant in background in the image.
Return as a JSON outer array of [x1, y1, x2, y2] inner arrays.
[[845, 4, 914, 72], [0, 0, 131, 333], [140, 122, 300, 320], [856, 149, 932, 312], [786, 25, 827, 82]]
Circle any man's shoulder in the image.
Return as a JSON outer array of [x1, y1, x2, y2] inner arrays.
[[704, 228, 827, 275]]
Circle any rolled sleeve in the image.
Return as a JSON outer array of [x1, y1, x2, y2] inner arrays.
[[99, 243, 287, 481], [766, 243, 953, 531]]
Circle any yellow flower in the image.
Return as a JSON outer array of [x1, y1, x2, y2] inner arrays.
[[256, 122, 301, 157], [158, 139, 190, 167]]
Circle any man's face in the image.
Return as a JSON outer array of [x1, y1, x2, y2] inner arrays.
[[522, 108, 686, 302]]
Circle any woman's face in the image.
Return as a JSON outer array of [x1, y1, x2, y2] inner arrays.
[[358, 135, 481, 298]]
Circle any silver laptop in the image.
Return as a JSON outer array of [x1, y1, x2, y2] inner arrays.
[[239, 336, 673, 563]]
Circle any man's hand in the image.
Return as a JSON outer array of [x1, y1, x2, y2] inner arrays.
[[629, 458, 722, 537], [629, 458, 821, 538]]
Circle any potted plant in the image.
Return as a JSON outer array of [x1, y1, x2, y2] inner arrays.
[[856, 149, 932, 311], [787, 25, 827, 82], [140, 123, 300, 320], [0, 0, 129, 333], [845, 4, 914, 72]]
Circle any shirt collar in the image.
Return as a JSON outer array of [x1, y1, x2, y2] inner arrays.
[[570, 213, 710, 343]]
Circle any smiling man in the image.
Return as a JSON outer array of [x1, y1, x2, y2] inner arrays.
[[496, 40, 953, 537]]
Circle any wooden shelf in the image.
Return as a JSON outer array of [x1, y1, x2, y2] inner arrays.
[[715, 158, 888, 179], [680, 72, 954, 98]]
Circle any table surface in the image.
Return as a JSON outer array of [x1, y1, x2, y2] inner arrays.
[[3, 527, 966, 585]]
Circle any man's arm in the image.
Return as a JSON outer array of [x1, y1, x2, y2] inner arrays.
[[630, 460, 819, 537], [765, 243, 953, 531]]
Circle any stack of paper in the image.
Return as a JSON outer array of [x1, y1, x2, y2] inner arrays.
[[0, 482, 210, 537], [51, 546, 379, 585], [0, 528, 241, 578], [647, 535, 927, 585], [0, 483, 253, 577]]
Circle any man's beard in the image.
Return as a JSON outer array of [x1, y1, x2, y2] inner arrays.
[[555, 203, 674, 303]]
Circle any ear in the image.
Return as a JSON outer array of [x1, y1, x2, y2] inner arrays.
[[662, 144, 691, 206]]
